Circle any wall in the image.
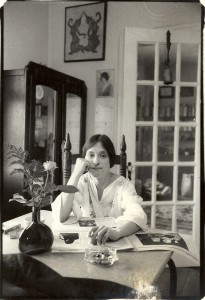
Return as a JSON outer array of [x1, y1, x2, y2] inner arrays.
[[47, 1, 201, 143], [4, 1, 49, 69], [3, 1, 201, 145]]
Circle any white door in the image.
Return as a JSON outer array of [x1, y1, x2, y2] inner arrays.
[[119, 28, 201, 249]]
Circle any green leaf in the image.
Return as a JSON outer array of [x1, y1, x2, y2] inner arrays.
[[56, 185, 79, 193], [44, 182, 57, 192], [9, 160, 25, 166], [10, 168, 25, 176], [40, 196, 52, 208], [4, 144, 27, 162], [29, 160, 44, 170], [7, 153, 23, 159], [32, 183, 43, 188]]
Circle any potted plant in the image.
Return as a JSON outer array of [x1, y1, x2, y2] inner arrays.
[[4, 144, 78, 255]]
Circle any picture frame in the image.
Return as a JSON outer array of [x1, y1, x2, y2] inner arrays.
[[64, 1, 107, 62], [159, 86, 174, 98], [96, 69, 114, 97]]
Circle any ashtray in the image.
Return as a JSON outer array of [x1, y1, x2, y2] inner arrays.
[[84, 246, 119, 266]]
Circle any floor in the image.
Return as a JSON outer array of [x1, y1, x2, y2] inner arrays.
[[157, 267, 200, 299]]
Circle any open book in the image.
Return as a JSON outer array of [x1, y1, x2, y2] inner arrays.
[[51, 217, 134, 253], [129, 229, 200, 267], [51, 217, 200, 266]]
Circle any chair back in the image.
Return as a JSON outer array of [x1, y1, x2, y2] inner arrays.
[[61, 133, 127, 185]]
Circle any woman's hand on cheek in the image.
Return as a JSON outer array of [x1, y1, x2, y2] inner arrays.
[[73, 158, 91, 176], [89, 226, 120, 245]]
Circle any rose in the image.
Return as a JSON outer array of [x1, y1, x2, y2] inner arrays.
[[43, 161, 57, 172]]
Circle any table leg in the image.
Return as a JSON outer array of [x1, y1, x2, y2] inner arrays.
[[168, 258, 177, 298]]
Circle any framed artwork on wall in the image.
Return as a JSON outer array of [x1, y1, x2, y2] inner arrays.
[[64, 1, 107, 62], [96, 69, 114, 97]]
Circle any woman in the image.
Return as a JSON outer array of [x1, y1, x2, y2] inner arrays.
[[52, 134, 147, 245]]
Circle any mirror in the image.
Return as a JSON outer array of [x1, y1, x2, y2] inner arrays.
[[65, 93, 81, 154], [34, 85, 57, 162], [25, 62, 87, 186]]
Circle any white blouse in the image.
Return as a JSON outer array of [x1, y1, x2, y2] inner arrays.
[[52, 173, 147, 231]]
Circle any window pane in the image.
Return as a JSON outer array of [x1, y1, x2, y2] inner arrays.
[[176, 205, 193, 235], [137, 43, 155, 80], [158, 127, 174, 161], [143, 206, 151, 227], [136, 85, 154, 121], [157, 166, 173, 201], [178, 167, 194, 200], [158, 86, 175, 121], [159, 43, 177, 82], [179, 127, 195, 161], [136, 127, 153, 161], [180, 87, 196, 122], [135, 166, 152, 201], [181, 45, 198, 82], [156, 206, 172, 230]]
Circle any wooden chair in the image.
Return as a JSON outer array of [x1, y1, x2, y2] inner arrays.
[[61, 133, 127, 185]]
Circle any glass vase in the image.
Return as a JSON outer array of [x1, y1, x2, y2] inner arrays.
[[19, 206, 54, 255]]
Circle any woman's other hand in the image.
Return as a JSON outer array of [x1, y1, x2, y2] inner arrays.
[[88, 226, 120, 245]]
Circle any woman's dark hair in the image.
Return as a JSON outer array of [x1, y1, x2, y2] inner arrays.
[[100, 72, 109, 81], [82, 134, 116, 168]]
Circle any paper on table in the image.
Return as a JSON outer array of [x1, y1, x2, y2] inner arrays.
[[52, 217, 117, 232], [51, 217, 134, 253]]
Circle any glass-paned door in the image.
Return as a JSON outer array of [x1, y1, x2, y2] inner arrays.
[[120, 28, 200, 249]]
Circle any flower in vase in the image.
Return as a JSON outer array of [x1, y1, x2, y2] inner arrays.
[[43, 161, 57, 172], [4, 144, 78, 208]]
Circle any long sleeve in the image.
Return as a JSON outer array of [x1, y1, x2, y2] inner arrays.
[[115, 180, 148, 231], [51, 176, 85, 221]]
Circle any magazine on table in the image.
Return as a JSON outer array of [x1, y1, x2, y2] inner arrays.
[[51, 217, 200, 265], [128, 228, 200, 266], [51, 217, 134, 253]]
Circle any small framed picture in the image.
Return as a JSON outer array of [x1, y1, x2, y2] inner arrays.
[[159, 86, 174, 98], [64, 1, 107, 62], [78, 220, 97, 227], [96, 69, 114, 97]]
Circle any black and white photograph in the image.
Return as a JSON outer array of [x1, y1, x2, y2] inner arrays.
[[136, 233, 189, 251], [96, 69, 114, 97], [78, 220, 97, 227], [1, 1, 204, 300]]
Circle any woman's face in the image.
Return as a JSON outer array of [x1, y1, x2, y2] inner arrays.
[[85, 142, 110, 178], [100, 76, 107, 83]]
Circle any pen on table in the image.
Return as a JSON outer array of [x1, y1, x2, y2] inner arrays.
[[3, 224, 21, 234]]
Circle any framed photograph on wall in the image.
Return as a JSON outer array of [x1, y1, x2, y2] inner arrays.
[[96, 69, 114, 97], [64, 1, 107, 62]]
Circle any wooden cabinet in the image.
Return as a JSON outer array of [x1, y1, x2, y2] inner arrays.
[[3, 61, 87, 221]]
